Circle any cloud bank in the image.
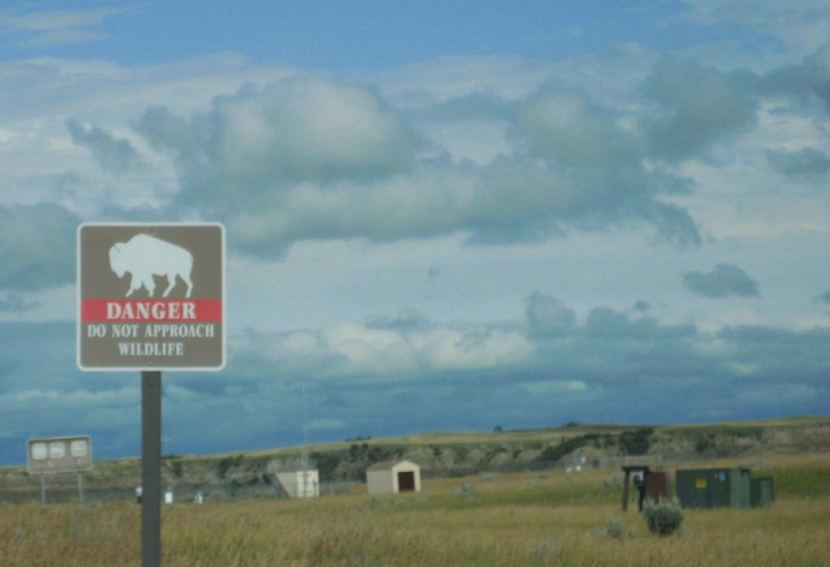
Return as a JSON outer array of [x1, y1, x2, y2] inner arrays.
[[0, 204, 79, 291], [131, 74, 703, 256]]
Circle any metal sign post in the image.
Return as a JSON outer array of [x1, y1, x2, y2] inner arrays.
[[40, 476, 46, 506], [78, 473, 84, 504], [77, 223, 225, 567], [142, 371, 162, 567]]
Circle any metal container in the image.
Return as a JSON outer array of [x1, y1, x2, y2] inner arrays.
[[676, 468, 751, 509]]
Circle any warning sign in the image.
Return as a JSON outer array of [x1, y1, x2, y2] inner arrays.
[[696, 478, 707, 489], [77, 223, 225, 371]]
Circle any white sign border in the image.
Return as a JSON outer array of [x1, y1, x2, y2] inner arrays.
[[76, 222, 227, 372]]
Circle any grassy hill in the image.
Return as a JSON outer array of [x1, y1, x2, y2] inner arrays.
[[2, 415, 828, 505]]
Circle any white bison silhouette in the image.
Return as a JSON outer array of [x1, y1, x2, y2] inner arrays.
[[109, 234, 194, 298]]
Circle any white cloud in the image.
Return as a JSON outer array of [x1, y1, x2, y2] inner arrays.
[[214, 78, 420, 183], [21, 29, 105, 49], [0, 56, 294, 123], [0, 7, 127, 49], [521, 379, 590, 396], [239, 321, 535, 380], [526, 292, 576, 337], [2, 386, 138, 410], [0, 203, 79, 291], [133, 76, 422, 226], [677, 0, 830, 59], [0, 8, 124, 32], [420, 120, 513, 165], [379, 55, 556, 107]]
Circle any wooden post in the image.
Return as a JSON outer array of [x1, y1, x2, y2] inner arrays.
[[622, 469, 630, 511]]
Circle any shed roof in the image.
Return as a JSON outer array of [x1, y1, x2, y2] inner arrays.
[[267, 460, 318, 473], [367, 460, 418, 471]]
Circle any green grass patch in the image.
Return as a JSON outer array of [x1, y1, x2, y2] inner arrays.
[[765, 466, 830, 499]]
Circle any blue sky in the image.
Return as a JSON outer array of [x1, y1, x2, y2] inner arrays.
[[0, 2, 681, 68], [1, 1, 829, 465]]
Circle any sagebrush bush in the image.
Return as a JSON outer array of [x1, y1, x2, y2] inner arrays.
[[643, 499, 684, 536], [605, 518, 624, 539], [455, 482, 479, 497]]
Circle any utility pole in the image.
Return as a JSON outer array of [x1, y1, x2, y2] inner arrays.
[[301, 385, 309, 497]]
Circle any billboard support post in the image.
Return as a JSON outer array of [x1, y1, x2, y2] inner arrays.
[[40, 475, 46, 506], [142, 370, 162, 567], [78, 473, 84, 504]]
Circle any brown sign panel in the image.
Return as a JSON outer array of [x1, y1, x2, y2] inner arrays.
[[77, 223, 225, 371], [27, 435, 93, 474]]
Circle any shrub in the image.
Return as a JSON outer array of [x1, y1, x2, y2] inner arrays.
[[368, 444, 390, 462], [217, 457, 234, 479], [695, 434, 715, 453], [605, 518, 624, 539], [311, 451, 342, 481], [348, 443, 364, 460], [217, 455, 244, 479], [618, 428, 653, 455], [455, 483, 479, 497], [536, 433, 601, 463], [643, 499, 684, 536]]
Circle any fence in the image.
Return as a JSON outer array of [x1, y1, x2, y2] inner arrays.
[[0, 476, 362, 506], [1, 451, 758, 506]]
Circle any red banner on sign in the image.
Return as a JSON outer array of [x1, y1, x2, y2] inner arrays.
[[81, 299, 222, 323]]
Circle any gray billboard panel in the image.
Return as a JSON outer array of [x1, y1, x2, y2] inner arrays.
[[77, 223, 225, 371], [27, 435, 93, 474]]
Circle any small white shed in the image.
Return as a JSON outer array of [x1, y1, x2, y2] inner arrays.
[[366, 460, 421, 495], [275, 469, 320, 498]]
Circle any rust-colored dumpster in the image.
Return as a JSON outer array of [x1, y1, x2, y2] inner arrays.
[[645, 471, 670, 502]]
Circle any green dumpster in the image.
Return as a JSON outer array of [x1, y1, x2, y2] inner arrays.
[[750, 477, 775, 507], [676, 467, 751, 509]]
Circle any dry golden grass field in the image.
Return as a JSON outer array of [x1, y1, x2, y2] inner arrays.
[[2, 452, 829, 566]]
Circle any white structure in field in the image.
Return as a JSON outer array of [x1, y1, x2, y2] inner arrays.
[[366, 460, 421, 495], [275, 469, 320, 498]]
